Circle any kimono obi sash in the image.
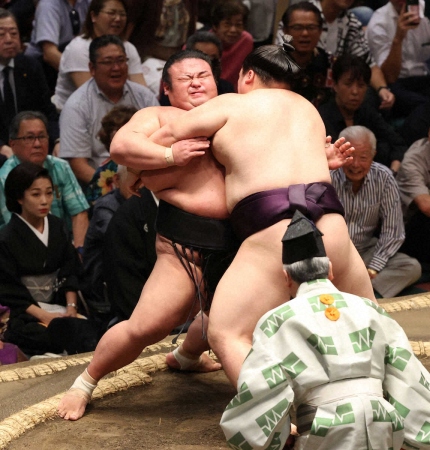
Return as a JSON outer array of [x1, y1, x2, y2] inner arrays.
[[21, 270, 64, 303], [299, 377, 383, 407]]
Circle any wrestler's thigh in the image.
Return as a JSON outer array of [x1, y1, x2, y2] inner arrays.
[[209, 223, 289, 341], [128, 245, 201, 335], [317, 214, 374, 300]]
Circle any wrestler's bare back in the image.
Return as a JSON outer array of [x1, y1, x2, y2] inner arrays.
[[113, 106, 229, 219]]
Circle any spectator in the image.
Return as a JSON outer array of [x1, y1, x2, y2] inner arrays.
[[82, 164, 131, 321], [331, 125, 421, 298], [281, 1, 332, 107], [124, 0, 198, 61], [0, 162, 97, 357], [25, 0, 91, 92], [59, 35, 158, 186], [245, 0, 277, 47], [159, 31, 235, 106], [282, 0, 395, 109], [318, 54, 407, 172], [367, 0, 430, 119], [1, 0, 35, 42], [210, 0, 254, 90], [53, 0, 146, 111], [86, 104, 137, 206], [103, 187, 157, 323], [0, 8, 59, 156], [0, 111, 89, 251], [397, 126, 430, 268]]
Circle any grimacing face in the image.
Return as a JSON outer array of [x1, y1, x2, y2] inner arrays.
[[164, 58, 218, 110], [9, 119, 49, 166]]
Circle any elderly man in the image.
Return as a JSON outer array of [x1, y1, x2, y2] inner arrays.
[[116, 43, 375, 387], [0, 111, 89, 249], [331, 125, 421, 298], [0, 8, 59, 158], [397, 126, 430, 267], [59, 34, 158, 186]]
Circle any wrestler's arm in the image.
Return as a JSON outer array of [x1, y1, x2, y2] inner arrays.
[[110, 107, 210, 170], [152, 95, 231, 164]]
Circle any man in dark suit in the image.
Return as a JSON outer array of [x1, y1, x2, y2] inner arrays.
[[0, 8, 59, 158]]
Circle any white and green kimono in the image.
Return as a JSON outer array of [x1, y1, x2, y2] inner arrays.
[[220, 279, 430, 450]]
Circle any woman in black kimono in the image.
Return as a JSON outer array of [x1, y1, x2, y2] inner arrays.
[[0, 162, 98, 356]]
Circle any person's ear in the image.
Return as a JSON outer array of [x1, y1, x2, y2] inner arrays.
[[162, 82, 170, 96], [244, 69, 255, 85], [283, 269, 294, 288], [89, 61, 96, 77]]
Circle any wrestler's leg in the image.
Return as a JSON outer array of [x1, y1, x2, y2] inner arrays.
[[208, 220, 290, 386], [316, 214, 376, 302], [165, 313, 222, 372], [58, 236, 201, 420]]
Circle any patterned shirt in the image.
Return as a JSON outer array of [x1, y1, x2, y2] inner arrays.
[[309, 0, 375, 66], [221, 279, 430, 450], [330, 163, 404, 272], [0, 155, 89, 230]]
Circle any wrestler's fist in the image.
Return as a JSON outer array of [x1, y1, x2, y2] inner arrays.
[[325, 136, 354, 170], [172, 138, 210, 166]]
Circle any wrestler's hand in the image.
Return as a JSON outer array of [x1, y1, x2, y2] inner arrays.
[[325, 136, 354, 170], [172, 138, 210, 166], [126, 171, 144, 197]]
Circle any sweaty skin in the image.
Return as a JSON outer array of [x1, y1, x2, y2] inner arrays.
[[152, 85, 376, 386]]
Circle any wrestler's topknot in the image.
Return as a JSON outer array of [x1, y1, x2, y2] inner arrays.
[[281, 34, 295, 55], [241, 38, 301, 86]]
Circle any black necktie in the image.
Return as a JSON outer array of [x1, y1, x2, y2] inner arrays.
[[2, 66, 16, 125]]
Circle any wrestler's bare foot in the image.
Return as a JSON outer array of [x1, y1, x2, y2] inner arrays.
[[166, 349, 222, 373], [57, 389, 89, 421]]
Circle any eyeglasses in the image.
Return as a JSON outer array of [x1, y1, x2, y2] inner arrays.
[[100, 9, 127, 19], [69, 8, 81, 35], [12, 135, 49, 145], [287, 24, 321, 33], [96, 57, 129, 67], [219, 19, 244, 29]]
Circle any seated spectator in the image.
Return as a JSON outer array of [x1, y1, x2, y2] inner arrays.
[[1, 0, 35, 42], [367, 0, 430, 119], [53, 0, 146, 111], [318, 54, 407, 172], [86, 104, 137, 206], [0, 162, 98, 357], [24, 0, 91, 92], [159, 31, 235, 106], [103, 187, 157, 323], [0, 111, 89, 252], [331, 125, 421, 298], [0, 8, 59, 157], [82, 165, 131, 320], [281, 0, 395, 109], [397, 126, 430, 268], [281, 1, 333, 107], [59, 35, 158, 186], [210, 0, 254, 91], [124, 0, 198, 62]]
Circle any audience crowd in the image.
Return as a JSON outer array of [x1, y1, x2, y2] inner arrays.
[[0, 0, 429, 363]]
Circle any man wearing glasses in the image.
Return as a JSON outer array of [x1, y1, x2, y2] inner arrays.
[[0, 110, 89, 250], [59, 35, 158, 186]]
